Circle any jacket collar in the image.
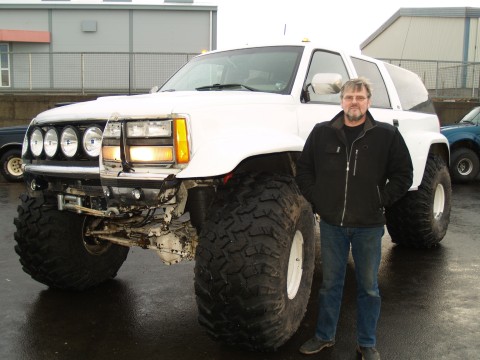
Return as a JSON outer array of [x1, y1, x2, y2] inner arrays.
[[330, 110, 376, 131]]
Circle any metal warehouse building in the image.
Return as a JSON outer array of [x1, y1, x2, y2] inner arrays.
[[0, 0, 218, 92], [361, 7, 480, 100], [361, 7, 480, 62]]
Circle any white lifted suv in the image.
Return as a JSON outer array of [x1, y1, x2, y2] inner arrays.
[[15, 42, 451, 351]]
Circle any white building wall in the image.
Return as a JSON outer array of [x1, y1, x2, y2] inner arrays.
[[0, 9, 49, 31], [132, 10, 211, 53], [0, 9, 50, 52], [51, 10, 131, 52], [363, 17, 465, 61], [467, 17, 480, 62]]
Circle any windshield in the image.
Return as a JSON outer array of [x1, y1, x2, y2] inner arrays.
[[160, 46, 304, 94], [460, 107, 480, 125]]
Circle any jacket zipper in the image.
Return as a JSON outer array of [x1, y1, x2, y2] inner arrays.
[[340, 131, 366, 226], [353, 149, 359, 176]]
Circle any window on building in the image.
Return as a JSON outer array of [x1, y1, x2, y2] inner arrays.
[[351, 57, 391, 109], [0, 43, 10, 87], [304, 50, 349, 104]]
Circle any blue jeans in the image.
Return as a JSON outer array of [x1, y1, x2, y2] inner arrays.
[[315, 219, 384, 347]]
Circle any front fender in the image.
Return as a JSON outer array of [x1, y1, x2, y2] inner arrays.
[[405, 131, 450, 189], [176, 130, 304, 178], [444, 131, 479, 147]]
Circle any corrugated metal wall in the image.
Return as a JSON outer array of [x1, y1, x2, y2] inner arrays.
[[0, 5, 216, 54], [467, 17, 480, 62], [0, 4, 216, 91], [362, 16, 465, 61]]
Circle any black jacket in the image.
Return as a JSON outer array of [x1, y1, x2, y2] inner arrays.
[[295, 110, 413, 227]]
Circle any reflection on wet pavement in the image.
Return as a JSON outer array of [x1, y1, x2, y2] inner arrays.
[[1, 181, 479, 360]]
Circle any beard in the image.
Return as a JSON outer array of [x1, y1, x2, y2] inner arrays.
[[345, 110, 365, 122]]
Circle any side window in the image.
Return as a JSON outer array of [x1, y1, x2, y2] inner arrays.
[[460, 107, 480, 125], [304, 50, 349, 104], [351, 57, 391, 109], [472, 111, 480, 125], [384, 62, 436, 114], [0, 43, 10, 87]]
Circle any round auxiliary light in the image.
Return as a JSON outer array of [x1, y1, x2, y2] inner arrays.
[[30, 127, 44, 157], [44, 127, 59, 158], [60, 126, 79, 158], [82, 126, 103, 157], [22, 133, 29, 157]]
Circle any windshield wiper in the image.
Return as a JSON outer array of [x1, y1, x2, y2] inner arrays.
[[196, 83, 257, 92]]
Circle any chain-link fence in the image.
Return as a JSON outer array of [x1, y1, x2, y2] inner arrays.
[[381, 58, 480, 100], [0, 52, 198, 94], [2, 52, 480, 100]]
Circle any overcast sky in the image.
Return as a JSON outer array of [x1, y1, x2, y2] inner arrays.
[[2, 0, 480, 53], [205, 0, 480, 53]]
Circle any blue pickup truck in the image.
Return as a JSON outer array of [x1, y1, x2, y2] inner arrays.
[[0, 125, 27, 182], [441, 106, 480, 183]]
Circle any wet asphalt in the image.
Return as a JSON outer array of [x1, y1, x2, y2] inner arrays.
[[0, 179, 479, 360]]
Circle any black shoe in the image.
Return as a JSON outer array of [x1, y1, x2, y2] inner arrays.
[[356, 346, 380, 360], [299, 337, 335, 355]]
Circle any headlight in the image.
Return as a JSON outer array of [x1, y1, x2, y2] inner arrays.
[[60, 126, 80, 158], [30, 127, 44, 157], [22, 133, 29, 156], [44, 127, 59, 158], [83, 126, 103, 157], [129, 146, 173, 162], [126, 120, 172, 138]]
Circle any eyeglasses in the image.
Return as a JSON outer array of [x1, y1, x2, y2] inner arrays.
[[342, 95, 368, 102]]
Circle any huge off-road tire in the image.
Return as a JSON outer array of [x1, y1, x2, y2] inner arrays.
[[14, 193, 129, 290], [194, 173, 316, 351], [386, 155, 451, 248]]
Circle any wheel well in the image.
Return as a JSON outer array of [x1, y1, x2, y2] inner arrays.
[[0, 144, 22, 158], [233, 151, 300, 176], [449, 139, 480, 155], [429, 142, 450, 166]]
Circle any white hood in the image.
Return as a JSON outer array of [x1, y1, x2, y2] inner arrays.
[[33, 91, 289, 124]]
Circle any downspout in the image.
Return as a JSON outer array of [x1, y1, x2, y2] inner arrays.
[[462, 16, 470, 89]]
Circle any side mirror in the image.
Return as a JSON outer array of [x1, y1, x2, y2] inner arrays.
[[311, 73, 343, 95]]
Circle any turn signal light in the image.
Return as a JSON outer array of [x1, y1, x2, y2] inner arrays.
[[174, 118, 190, 164]]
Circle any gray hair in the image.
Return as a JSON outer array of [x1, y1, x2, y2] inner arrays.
[[340, 77, 372, 99]]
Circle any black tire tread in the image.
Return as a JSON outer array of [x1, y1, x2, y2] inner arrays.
[[194, 173, 315, 351], [14, 193, 129, 290], [386, 155, 451, 248]]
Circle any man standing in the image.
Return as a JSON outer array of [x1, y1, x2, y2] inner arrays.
[[295, 78, 413, 360]]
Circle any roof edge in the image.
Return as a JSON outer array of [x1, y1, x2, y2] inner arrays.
[[0, 3, 217, 11], [360, 7, 480, 50]]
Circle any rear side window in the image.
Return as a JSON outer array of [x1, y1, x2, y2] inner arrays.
[[351, 57, 391, 109], [384, 62, 436, 114], [304, 50, 349, 104]]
